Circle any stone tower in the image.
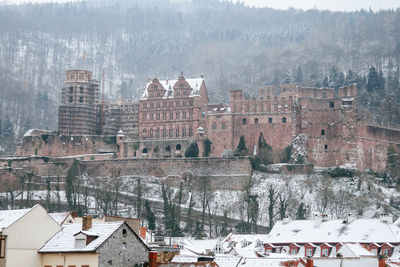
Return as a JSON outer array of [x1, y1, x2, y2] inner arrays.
[[58, 70, 100, 135]]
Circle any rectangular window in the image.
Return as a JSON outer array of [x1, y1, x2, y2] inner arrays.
[[383, 248, 390, 256], [176, 101, 180, 107], [163, 113, 167, 120], [321, 248, 329, 257], [329, 101, 334, 108], [306, 248, 313, 257], [169, 102, 173, 107], [0, 236, 5, 258], [143, 103, 147, 108], [156, 113, 160, 120], [290, 248, 297, 255], [169, 113, 173, 119], [183, 112, 187, 119], [324, 144, 328, 150], [176, 113, 180, 119], [321, 129, 325, 136], [189, 127, 193, 137]]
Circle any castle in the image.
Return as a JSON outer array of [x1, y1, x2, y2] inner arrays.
[[16, 70, 400, 171]]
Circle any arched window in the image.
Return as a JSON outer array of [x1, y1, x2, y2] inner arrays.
[[182, 127, 186, 137], [169, 127, 173, 138], [165, 146, 171, 152], [154, 147, 159, 153], [176, 144, 181, 150], [176, 128, 180, 138], [212, 122, 217, 129], [221, 122, 226, 129], [268, 118, 272, 123], [282, 117, 287, 123], [142, 148, 148, 154], [254, 118, 259, 124], [162, 128, 167, 138], [189, 127, 193, 137]]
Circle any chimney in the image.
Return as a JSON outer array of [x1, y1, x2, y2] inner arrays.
[[379, 255, 386, 267], [306, 257, 313, 267], [283, 216, 292, 224], [140, 227, 147, 240], [149, 251, 158, 267], [200, 74, 204, 79], [82, 215, 92, 231], [380, 213, 393, 224], [314, 214, 322, 227]]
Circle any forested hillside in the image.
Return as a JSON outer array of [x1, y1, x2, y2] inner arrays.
[[0, 0, 400, 153]]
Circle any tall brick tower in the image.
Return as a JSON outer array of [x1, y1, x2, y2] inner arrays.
[[58, 70, 100, 135]]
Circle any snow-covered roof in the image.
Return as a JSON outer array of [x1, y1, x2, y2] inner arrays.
[[49, 212, 72, 225], [214, 255, 241, 267], [39, 221, 124, 253], [338, 243, 375, 258], [266, 218, 400, 244], [0, 205, 38, 231], [140, 78, 204, 99], [23, 129, 53, 137]]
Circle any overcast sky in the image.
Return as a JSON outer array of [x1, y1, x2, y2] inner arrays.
[[2, 0, 400, 11]]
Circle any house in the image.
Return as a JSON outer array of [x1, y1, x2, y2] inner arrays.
[[49, 212, 74, 225], [264, 214, 400, 258], [39, 215, 150, 267], [0, 204, 61, 267]]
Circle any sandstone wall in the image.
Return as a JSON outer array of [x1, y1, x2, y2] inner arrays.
[[15, 134, 118, 157], [1, 156, 252, 191]]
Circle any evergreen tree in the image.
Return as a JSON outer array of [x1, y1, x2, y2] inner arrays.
[[322, 76, 329, 87], [296, 202, 306, 220], [185, 142, 199, 158], [193, 220, 205, 239], [294, 66, 303, 84], [2, 117, 13, 137], [378, 68, 385, 90], [328, 66, 339, 88], [202, 139, 212, 157], [145, 200, 156, 230], [136, 178, 142, 220], [345, 69, 356, 85], [185, 192, 195, 233], [66, 160, 79, 211], [235, 136, 248, 156], [367, 66, 379, 92], [337, 72, 345, 88], [220, 211, 230, 236]]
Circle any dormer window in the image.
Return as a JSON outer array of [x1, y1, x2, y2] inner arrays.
[[74, 233, 87, 249]]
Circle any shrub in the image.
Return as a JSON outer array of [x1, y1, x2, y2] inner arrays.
[[280, 145, 292, 163], [326, 167, 354, 178], [234, 136, 248, 156], [185, 142, 199, 158], [202, 139, 212, 157]]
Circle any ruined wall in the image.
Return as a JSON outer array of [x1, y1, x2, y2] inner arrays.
[[80, 157, 252, 190], [1, 157, 252, 191], [15, 133, 118, 157], [355, 123, 400, 171]]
